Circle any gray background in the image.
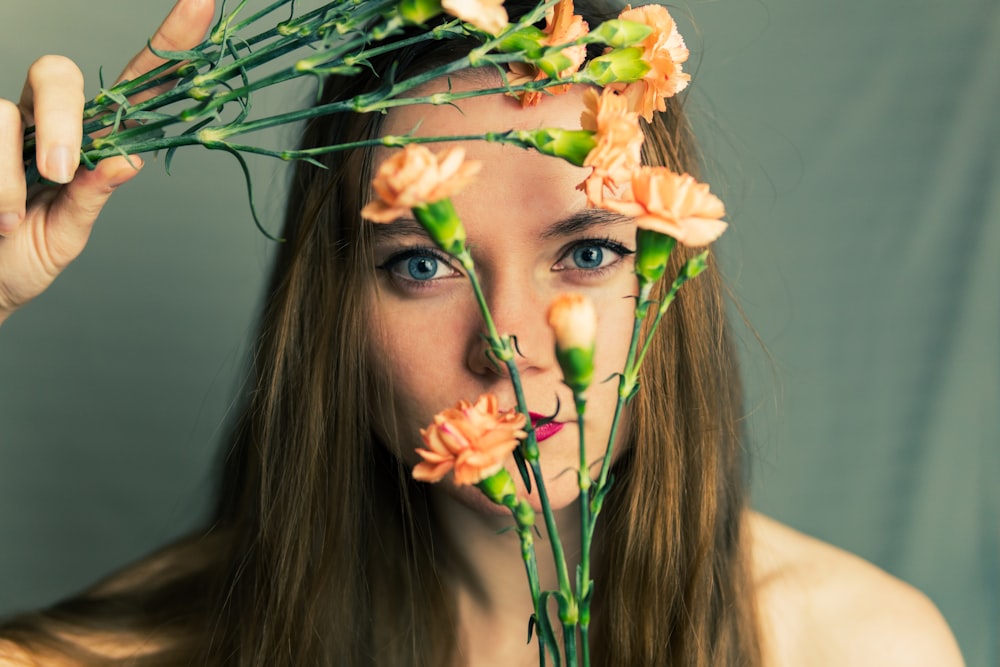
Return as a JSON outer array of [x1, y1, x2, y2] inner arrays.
[[0, 1, 996, 665]]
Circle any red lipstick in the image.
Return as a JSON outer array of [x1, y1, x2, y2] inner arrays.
[[529, 412, 564, 443]]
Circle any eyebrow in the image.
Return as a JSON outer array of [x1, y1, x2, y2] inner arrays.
[[539, 208, 633, 240], [370, 209, 632, 242], [369, 217, 429, 241]]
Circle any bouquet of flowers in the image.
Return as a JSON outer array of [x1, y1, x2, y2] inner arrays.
[[24, 0, 728, 663]]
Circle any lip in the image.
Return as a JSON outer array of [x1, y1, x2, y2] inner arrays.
[[529, 412, 564, 443]]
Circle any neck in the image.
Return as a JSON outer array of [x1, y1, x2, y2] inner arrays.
[[431, 489, 583, 666]]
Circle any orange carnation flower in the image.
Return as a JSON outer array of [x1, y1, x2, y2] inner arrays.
[[600, 167, 727, 247], [413, 395, 528, 485], [508, 0, 589, 106], [578, 87, 644, 206], [608, 4, 690, 121], [361, 144, 481, 223], [442, 0, 509, 35]]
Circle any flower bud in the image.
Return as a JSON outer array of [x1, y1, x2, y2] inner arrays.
[[589, 19, 653, 48], [535, 49, 575, 79], [682, 251, 709, 280], [513, 497, 536, 529], [513, 128, 597, 167], [547, 293, 597, 393], [413, 199, 467, 256], [582, 47, 650, 86], [399, 0, 443, 24], [477, 468, 518, 505], [634, 228, 676, 284], [497, 25, 548, 57]]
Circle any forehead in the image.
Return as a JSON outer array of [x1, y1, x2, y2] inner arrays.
[[380, 74, 593, 230], [382, 70, 589, 136]]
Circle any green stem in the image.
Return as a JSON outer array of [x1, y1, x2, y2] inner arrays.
[[595, 279, 653, 492], [506, 500, 549, 666], [457, 249, 577, 665], [632, 254, 708, 373], [225, 0, 297, 36], [76, 0, 394, 139], [575, 394, 591, 666], [632, 285, 678, 374]]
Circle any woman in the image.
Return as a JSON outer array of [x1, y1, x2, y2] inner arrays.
[[0, 0, 965, 664]]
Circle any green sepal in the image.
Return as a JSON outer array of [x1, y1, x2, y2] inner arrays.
[[534, 49, 575, 79], [582, 46, 650, 86], [588, 19, 653, 48], [681, 250, 710, 280], [497, 25, 547, 57], [556, 346, 594, 393], [477, 469, 517, 505], [513, 128, 597, 167], [590, 472, 615, 516], [398, 0, 443, 25], [412, 198, 467, 255], [635, 228, 676, 283]]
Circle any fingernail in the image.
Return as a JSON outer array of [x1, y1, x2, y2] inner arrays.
[[46, 145, 77, 184], [0, 212, 21, 235]]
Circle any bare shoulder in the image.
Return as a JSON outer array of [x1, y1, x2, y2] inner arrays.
[[0, 532, 225, 667], [0, 633, 165, 667], [746, 511, 965, 667], [0, 640, 36, 667]]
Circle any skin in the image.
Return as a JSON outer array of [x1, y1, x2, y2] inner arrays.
[[0, 0, 217, 326], [370, 79, 637, 517], [369, 81, 640, 664], [0, 1, 967, 665]]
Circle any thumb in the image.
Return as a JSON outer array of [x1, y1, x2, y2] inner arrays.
[[42, 154, 143, 269]]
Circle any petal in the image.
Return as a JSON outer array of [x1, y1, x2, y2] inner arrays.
[[677, 216, 728, 247], [413, 447, 453, 464], [412, 460, 454, 483], [635, 214, 683, 238], [599, 195, 646, 218], [360, 200, 408, 223]]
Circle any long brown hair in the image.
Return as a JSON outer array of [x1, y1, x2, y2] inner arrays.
[[0, 2, 760, 665]]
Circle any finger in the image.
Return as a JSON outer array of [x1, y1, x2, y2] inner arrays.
[[117, 0, 216, 98], [0, 100, 27, 235], [41, 155, 144, 270], [19, 55, 85, 185]]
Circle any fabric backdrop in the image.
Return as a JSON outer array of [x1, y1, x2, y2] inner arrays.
[[0, 1, 995, 665]]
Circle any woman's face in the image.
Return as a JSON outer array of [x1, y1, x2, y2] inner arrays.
[[368, 78, 637, 513]]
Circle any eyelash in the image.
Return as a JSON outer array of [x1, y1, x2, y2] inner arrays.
[[377, 236, 635, 291], [377, 245, 461, 291], [553, 237, 635, 278]]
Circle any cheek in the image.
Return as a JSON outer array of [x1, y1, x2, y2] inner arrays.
[[592, 276, 639, 373], [366, 294, 472, 424]]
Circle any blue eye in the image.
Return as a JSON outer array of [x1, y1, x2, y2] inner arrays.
[[572, 245, 605, 269], [406, 255, 441, 281], [379, 247, 459, 287], [553, 238, 634, 278]]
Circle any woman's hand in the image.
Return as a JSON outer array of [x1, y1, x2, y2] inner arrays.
[[0, 0, 216, 326]]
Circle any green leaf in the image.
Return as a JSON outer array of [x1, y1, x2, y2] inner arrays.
[[536, 592, 563, 667], [514, 448, 532, 493], [146, 40, 214, 65], [125, 111, 176, 123], [212, 143, 284, 242]]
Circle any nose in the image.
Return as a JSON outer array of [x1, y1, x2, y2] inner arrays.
[[464, 272, 556, 380]]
